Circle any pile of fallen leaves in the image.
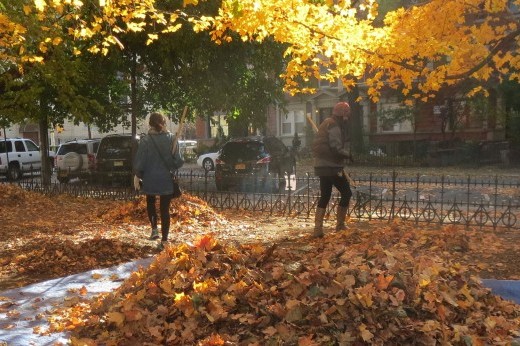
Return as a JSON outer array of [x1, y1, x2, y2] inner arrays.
[[1, 183, 303, 290], [50, 228, 520, 345], [2, 183, 520, 344], [0, 184, 228, 289], [100, 193, 227, 226]]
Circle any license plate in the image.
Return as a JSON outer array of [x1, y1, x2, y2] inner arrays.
[[235, 163, 246, 170], [114, 161, 123, 167]]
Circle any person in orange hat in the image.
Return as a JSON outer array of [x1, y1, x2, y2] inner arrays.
[[311, 101, 353, 237]]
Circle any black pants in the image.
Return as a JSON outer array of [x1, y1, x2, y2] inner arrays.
[[146, 194, 173, 241], [317, 173, 352, 209]]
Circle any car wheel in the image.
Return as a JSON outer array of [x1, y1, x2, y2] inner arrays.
[[203, 158, 214, 171], [62, 152, 83, 171], [7, 163, 22, 181]]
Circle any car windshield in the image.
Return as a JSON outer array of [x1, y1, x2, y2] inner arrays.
[[222, 141, 264, 161]]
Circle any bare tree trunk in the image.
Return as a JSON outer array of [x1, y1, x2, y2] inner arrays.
[[38, 114, 51, 185], [130, 51, 138, 137], [347, 84, 364, 154]]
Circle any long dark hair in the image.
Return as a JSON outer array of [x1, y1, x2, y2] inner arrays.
[[149, 112, 166, 132]]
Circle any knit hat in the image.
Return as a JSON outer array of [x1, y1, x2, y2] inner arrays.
[[332, 102, 350, 118]]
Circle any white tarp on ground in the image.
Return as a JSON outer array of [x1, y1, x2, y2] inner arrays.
[[0, 258, 153, 346], [0, 258, 519, 346]]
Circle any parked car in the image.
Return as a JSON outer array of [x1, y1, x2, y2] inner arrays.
[[55, 139, 100, 183], [94, 134, 139, 187], [0, 137, 42, 180], [47, 148, 57, 169], [179, 140, 198, 161], [215, 136, 296, 193], [196, 151, 220, 171]]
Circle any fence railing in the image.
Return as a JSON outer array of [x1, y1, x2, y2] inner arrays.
[[3, 169, 519, 230]]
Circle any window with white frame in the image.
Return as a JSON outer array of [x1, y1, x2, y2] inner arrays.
[[210, 114, 229, 138], [294, 111, 305, 134], [281, 113, 292, 135], [317, 64, 338, 88], [281, 110, 305, 135], [377, 101, 413, 133]]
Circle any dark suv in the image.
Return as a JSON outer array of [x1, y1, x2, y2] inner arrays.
[[94, 134, 139, 187], [215, 136, 296, 193]]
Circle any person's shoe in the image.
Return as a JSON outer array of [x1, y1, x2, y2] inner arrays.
[[157, 240, 169, 250], [335, 206, 349, 232], [149, 229, 160, 240], [312, 227, 324, 238]]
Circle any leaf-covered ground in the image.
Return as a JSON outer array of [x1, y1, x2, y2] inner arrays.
[[1, 183, 520, 344]]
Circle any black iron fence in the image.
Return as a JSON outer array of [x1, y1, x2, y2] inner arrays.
[[3, 169, 519, 230]]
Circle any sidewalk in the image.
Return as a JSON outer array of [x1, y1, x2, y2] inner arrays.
[[1, 257, 519, 346]]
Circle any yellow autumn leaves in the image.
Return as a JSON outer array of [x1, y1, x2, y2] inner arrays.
[[3, 0, 519, 101], [369, 0, 519, 100]]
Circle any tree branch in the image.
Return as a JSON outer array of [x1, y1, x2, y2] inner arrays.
[[446, 28, 520, 80]]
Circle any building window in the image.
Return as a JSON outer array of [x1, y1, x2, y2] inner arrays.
[[317, 64, 338, 88], [210, 114, 229, 138], [319, 79, 330, 88], [281, 110, 305, 135], [281, 114, 292, 135], [294, 111, 305, 134], [377, 102, 413, 133]]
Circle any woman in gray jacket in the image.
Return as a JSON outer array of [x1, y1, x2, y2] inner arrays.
[[133, 112, 183, 249]]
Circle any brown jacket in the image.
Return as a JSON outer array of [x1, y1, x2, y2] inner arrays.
[[312, 117, 351, 176]]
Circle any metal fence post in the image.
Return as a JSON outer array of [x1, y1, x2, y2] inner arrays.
[[415, 173, 420, 225], [306, 173, 312, 219], [466, 174, 471, 230], [440, 175, 445, 225], [368, 172, 373, 221], [388, 170, 397, 222]]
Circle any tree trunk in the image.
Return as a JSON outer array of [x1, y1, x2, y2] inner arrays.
[[347, 84, 364, 154], [130, 51, 138, 137], [412, 103, 421, 161], [38, 114, 51, 185]]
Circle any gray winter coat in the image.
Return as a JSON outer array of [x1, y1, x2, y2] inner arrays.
[[312, 116, 351, 176], [133, 131, 183, 195]]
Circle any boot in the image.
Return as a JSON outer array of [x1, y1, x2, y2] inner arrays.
[[157, 240, 169, 250], [336, 206, 349, 232], [313, 207, 326, 238], [149, 228, 160, 240]]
